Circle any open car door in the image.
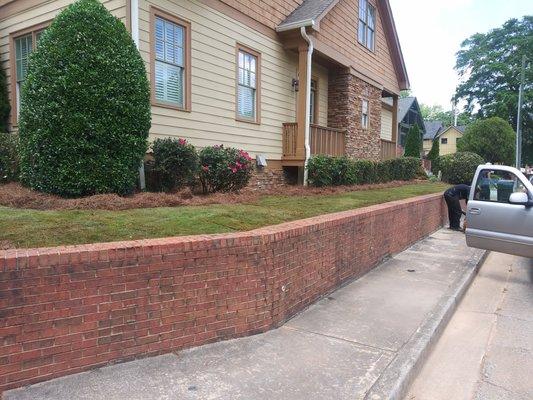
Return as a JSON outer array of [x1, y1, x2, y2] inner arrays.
[[466, 165, 533, 258]]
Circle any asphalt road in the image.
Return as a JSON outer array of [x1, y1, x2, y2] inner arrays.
[[405, 252, 533, 400]]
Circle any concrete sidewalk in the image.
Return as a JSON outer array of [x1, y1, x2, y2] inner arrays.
[[5, 229, 485, 400]]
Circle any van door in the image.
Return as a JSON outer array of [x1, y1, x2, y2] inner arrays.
[[466, 168, 533, 258]]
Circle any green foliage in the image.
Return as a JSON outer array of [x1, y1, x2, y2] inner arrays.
[[151, 138, 198, 192], [199, 145, 253, 193], [18, 0, 151, 197], [457, 117, 515, 164], [427, 138, 440, 161], [0, 132, 19, 182], [454, 16, 532, 164], [420, 104, 474, 127], [307, 155, 420, 187], [403, 124, 422, 158], [435, 152, 484, 184], [0, 68, 10, 132]]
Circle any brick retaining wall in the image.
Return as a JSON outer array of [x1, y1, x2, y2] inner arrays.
[[0, 193, 447, 393]]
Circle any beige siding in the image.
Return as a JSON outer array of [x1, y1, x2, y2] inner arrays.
[[380, 107, 392, 141], [316, 0, 400, 93], [439, 127, 463, 156], [140, 0, 300, 159], [423, 139, 433, 155], [0, 0, 127, 130], [315, 62, 329, 127]]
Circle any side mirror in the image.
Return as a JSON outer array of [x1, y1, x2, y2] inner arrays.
[[509, 192, 530, 206]]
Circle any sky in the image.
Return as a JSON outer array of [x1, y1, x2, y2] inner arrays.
[[389, 0, 532, 110]]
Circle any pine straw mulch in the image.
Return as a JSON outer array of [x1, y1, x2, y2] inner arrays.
[[0, 181, 425, 211]]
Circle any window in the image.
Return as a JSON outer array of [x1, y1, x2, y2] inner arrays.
[[361, 99, 369, 129], [151, 9, 190, 110], [358, 0, 375, 51], [309, 79, 317, 124], [236, 45, 260, 122], [10, 24, 47, 122], [474, 169, 528, 203], [441, 138, 448, 144]]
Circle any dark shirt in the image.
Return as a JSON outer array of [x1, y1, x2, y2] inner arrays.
[[445, 184, 471, 202]]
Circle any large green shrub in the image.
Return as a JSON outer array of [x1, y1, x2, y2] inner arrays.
[[0, 68, 9, 132], [199, 145, 253, 193], [403, 124, 422, 158], [152, 138, 198, 192], [426, 138, 440, 162], [436, 152, 484, 184], [0, 132, 19, 182], [457, 117, 515, 165], [307, 155, 420, 187], [18, 0, 151, 196]]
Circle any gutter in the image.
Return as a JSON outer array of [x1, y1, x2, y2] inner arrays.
[[275, 19, 316, 32], [299, 26, 313, 186]]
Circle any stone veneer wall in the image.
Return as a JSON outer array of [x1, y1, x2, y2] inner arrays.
[[328, 70, 382, 161], [0, 194, 447, 394]]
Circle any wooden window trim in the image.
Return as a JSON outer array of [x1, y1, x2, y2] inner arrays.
[[149, 6, 192, 112], [235, 43, 261, 125], [358, 0, 376, 53], [9, 20, 50, 127]]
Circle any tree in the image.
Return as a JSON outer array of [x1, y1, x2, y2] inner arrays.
[[420, 103, 474, 127], [18, 0, 151, 196], [0, 67, 10, 132], [457, 117, 515, 164], [454, 16, 532, 164], [400, 89, 412, 98], [426, 137, 440, 161], [404, 124, 422, 158]]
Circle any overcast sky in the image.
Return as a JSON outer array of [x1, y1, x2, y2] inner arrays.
[[389, 0, 532, 110]]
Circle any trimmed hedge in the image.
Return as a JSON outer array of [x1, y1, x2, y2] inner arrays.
[[152, 138, 198, 192], [0, 132, 19, 183], [199, 145, 253, 193], [18, 0, 151, 197], [307, 155, 420, 187], [434, 152, 484, 184]]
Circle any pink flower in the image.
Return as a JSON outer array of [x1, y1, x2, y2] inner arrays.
[[202, 165, 209, 172], [178, 138, 187, 145]]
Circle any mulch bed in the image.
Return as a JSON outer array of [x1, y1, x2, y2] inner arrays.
[[0, 181, 426, 211]]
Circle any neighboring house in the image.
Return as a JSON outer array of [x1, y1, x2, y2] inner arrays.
[[422, 120, 444, 155], [0, 0, 410, 185], [422, 122, 465, 156], [396, 96, 425, 149]]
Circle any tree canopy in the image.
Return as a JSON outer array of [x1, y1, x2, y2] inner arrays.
[[419, 103, 473, 127], [457, 117, 515, 165], [18, 0, 151, 196], [454, 16, 532, 164]]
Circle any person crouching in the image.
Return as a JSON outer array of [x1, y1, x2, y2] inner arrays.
[[443, 184, 471, 231]]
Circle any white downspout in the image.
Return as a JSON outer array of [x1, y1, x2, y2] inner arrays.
[[300, 26, 313, 186], [131, 0, 146, 190]]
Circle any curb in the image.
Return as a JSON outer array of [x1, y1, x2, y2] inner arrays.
[[363, 249, 489, 400]]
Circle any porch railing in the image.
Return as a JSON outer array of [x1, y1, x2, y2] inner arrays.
[[282, 122, 346, 158], [380, 139, 397, 160]]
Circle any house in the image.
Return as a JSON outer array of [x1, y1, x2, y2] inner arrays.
[[422, 120, 444, 155], [0, 0, 410, 185], [423, 122, 465, 156], [396, 96, 425, 149]]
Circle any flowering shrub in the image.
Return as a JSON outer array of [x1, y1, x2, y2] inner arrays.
[[0, 132, 19, 183], [151, 138, 198, 191], [18, 0, 150, 196], [199, 145, 253, 193]]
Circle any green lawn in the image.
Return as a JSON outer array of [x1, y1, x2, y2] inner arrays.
[[0, 182, 447, 249]]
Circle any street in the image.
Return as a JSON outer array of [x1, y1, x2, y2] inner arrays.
[[405, 252, 533, 400]]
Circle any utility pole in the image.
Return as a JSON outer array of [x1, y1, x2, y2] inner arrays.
[[516, 55, 526, 169]]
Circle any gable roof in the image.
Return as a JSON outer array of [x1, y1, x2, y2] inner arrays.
[[423, 121, 444, 140], [277, 0, 339, 31], [276, 0, 409, 90], [398, 97, 416, 122], [435, 125, 466, 139]]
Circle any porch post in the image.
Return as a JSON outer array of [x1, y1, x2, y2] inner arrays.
[[296, 44, 310, 162], [392, 95, 399, 155]]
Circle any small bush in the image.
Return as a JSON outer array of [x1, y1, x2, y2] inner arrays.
[[152, 138, 198, 192], [0, 133, 19, 182], [307, 155, 420, 187], [18, 0, 151, 196], [199, 145, 253, 193], [436, 152, 484, 184]]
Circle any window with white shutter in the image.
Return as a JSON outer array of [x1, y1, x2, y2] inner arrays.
[[151, 9, 190, 110], [236, 45, 260, 123]]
